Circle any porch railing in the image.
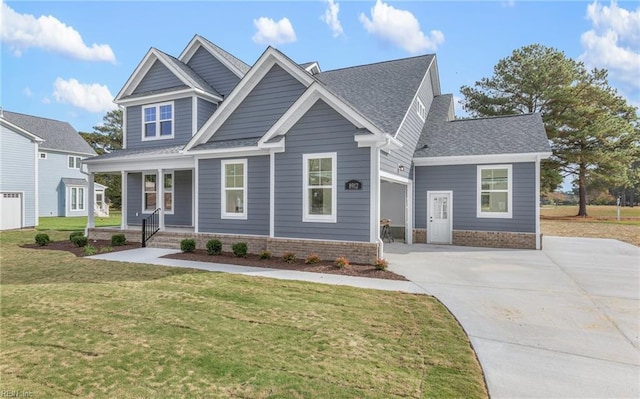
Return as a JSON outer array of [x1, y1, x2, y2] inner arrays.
[[141, 208, 161, 247]]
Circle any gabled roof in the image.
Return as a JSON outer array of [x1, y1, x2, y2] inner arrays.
[[84, 144, 183, 162], [316, 55, 435, 136], [415, 97, 551, 158], [179, 34, 250, 78], [155, 49, 221, 98], [1, 110, 95, 155]]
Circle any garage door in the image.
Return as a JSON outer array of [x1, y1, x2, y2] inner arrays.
[[0, 193, 22, 230]]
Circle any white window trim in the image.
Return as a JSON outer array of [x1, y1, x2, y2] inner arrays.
[[70, 186, 85, 211], [416, 98, 426, 122], [303, 152, 337, 223], [39, 152, 47, 159], [141, 101, 175, 141], [221, 159, 248, 220], [477, 164, 512, 219], [67, 156, 81, 169], [142, 172, 174, 215]]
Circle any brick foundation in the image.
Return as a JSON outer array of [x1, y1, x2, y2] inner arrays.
[[412, 229, 427, 244], [453, 230, 537, 249]]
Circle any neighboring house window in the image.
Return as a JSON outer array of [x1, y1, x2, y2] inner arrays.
[[143, 172, 174, 213], [39, 152, 47, 159], [303, 153, 337, 223], [477, 165, 512, 218], [70, 187, 85, 211], [68, 156, 81, 169], [416, 98, 426, 122], [142, 102, 173, 140], [221, 159, 247, 219]]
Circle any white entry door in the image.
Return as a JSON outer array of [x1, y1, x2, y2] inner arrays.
[[427, 191, 452, 244], [1, 193, 22, 230]]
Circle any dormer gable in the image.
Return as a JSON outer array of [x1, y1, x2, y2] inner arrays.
[[179, 35, 250, 79], [114, 48, 223, 105]]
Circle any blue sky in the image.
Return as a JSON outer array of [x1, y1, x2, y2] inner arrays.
[[2, 0, 639, 134]]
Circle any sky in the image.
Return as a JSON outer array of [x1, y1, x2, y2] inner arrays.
[[1, 0, 639, 136]]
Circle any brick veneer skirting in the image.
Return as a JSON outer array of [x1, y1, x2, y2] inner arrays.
[[412, 228, 537, 249], [88, 228, 379, 265]]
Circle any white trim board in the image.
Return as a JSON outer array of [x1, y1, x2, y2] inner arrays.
[[414, 152, 552, 166]]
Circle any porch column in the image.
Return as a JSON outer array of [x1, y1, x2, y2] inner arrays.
[[157, 168, 165, 230], [121, 171, 128, 230], [87, 173, 95, 228]]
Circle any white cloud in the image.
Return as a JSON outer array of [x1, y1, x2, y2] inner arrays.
[[0, 1, 116, 63], [52, 78, 115, 113], [252, 17, 297, 45], [321, 0, 344, 38], [580, 1, 640, 90], [23, 87, 32, 97], [359, 0, 444, 54]]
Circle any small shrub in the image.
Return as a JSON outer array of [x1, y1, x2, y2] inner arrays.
[[181, 238, 196, 253], [232, 242, 248, 258], [334, 256, 350, 269], [283, 252, 296, 263], [259, 250, 272, 260], [100, 246, 113, 253], [71, 235, 88, 248], [69, 231, 84, 241], [34, 233, 50, 246], [83, 245, 97, 256], [111, 234, 126, 246], [374, 258, 389, 271], [305, 253, 321, 264], [206, 239, 222, 255]]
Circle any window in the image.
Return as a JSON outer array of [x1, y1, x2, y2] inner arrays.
[[416, 98, 426, 122], [477, 165, 512, 218], [221, 159, 247, 219], [303, 153, 337, 223], [68, 156, 81, 169], [142, 102, 173, 140], [70, 187, 85, 211], [39, 152, 47, 159], [143, 172, 173, 213]]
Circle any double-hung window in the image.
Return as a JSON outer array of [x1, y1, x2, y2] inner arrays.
[[70, 187, 85, 211], [477, 165, 512, 218], [221, 159, 247, 219], [143, 102, 173, 140], [143, 172, 173, 213], [303, 153, 337, 223], [68, 156, 81, 169]]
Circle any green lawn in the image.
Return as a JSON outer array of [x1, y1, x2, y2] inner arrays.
[[37, 211, 122, 231], [540, 205, 640, 219], [0, 230, 487, 398]]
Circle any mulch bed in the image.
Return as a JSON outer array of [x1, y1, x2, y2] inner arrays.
[[21, 241, 408, 281]]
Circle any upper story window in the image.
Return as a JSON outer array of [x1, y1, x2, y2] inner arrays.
[[39, 152, 47, 159], [221, 159, 247, 219], [416, 98, 426, 122], [143, 172, 174, 214], [68, 156, 81, 169], [303, 153, 337, 223], [142, 102, 174, 141], [477, 165, 512, 219]]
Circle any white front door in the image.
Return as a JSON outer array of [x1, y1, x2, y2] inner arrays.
[[427, 191, 452, 244]]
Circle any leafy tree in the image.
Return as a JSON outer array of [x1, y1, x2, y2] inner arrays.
[[80, 109, 123, 209], [460, 44, 638, 216]]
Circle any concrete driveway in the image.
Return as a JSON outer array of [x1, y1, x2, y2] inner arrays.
[[385, 236, 640, 399]]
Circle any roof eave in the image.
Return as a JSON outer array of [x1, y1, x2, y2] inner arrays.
[[413, 151, 552, 166]]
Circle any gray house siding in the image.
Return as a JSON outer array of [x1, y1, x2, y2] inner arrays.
[[187, 47, 241, 97], [0, 125, 37, 227], [39, 150, 87, 217], [133, 60, 183, 94], [125, 97, 192, 149], [414, 163, 536, 233], [274, 100, 370, 242], [197, 98, 217, 130], [381, 74, 435, 179], [198, 156, 270, 235], [209, 64, 306, 143], [127, 170, 192, 226]]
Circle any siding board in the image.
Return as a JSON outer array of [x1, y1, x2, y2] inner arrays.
[[133, 60, 183, 94], [0, 125, 37, 226], [187, 47, 240, 97]]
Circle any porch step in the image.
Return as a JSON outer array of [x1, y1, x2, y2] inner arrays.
[[146, 234, 183, 250]]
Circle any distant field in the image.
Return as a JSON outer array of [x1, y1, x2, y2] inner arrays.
[[541, 205, 640, 246]]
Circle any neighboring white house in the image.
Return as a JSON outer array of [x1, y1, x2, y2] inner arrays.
[[0, 110, 106, 230]]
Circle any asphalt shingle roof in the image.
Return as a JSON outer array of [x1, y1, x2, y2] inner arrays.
[[191, 137, 260, 151], [2, 110, 96, 155], [84, 144, 183, 162], [415, 105, 551, 158], [155, 49, 222, 98], [197, 35, 251, 76], [316, 55, 434, 136]]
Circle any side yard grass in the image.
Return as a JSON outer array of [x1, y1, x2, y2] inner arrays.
[[37, 211, 122, 231], [0, 230, 487, 398]]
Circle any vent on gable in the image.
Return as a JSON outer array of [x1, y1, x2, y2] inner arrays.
[[416, 98, 426, 122]]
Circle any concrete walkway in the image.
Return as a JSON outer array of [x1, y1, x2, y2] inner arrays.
[[385, 236, 640, 399], [89, 236, 640, 398]]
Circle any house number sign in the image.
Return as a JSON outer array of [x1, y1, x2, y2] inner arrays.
[[345, 180, 363, 190]]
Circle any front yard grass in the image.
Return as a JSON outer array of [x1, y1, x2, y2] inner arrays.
[[0, 230, 487, 398], [37, 211, 122, 231]]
